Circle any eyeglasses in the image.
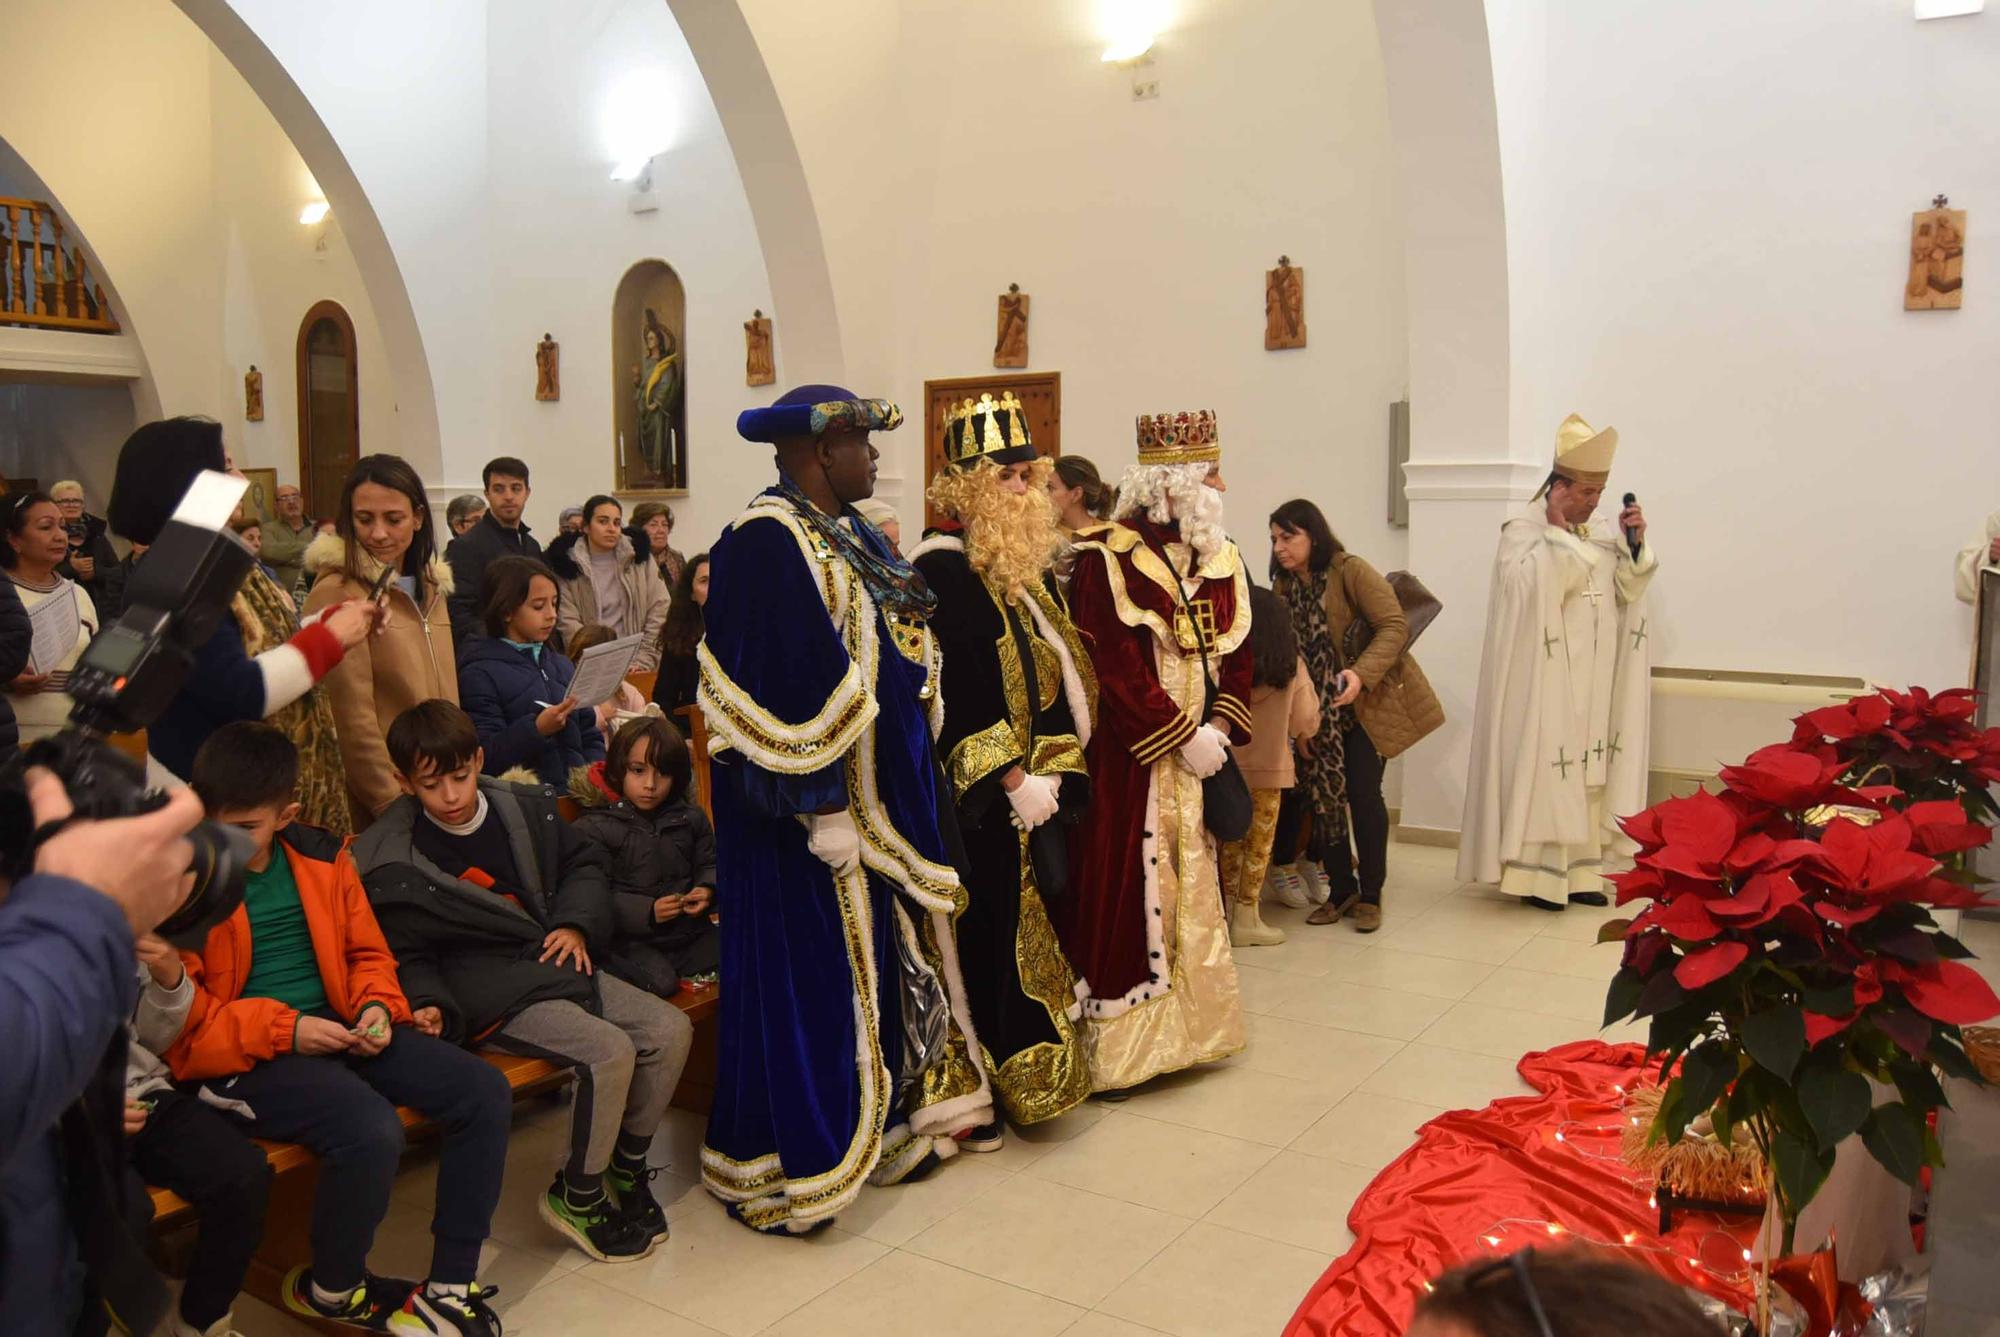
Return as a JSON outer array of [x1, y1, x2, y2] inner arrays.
[[1464, 1249, 1556, 1337]]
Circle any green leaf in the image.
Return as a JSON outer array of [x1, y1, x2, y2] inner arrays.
[[1929, 1037, 1982, 1082], [1604, 967, 1645, 1027], [1802, 981, 1856, 1017], [1934, 934, 1975, 961], [1743, 1004, 1807, 1080], [1659, 1076, 1697, 1144], [1861, 1103, 1926, 1185], [1597, 917, 1634, 945], [1636, 970, 1685, 1019], [1796, 1060, 1872, 1147], [1678, 1042, 1736, 1132], [1891, 1061, 1946, 1115], [1770, 1128, 1834, 1216]]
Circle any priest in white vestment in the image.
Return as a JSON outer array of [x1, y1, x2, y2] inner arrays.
[[1458, 414, 1657, 910]]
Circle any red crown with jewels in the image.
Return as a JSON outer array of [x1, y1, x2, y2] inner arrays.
[[1134, 410, 1221, 466]]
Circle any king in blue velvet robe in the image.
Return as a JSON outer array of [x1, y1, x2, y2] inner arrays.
[[696, 487, 992, 1233]]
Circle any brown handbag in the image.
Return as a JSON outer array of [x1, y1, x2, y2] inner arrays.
[[1340, 568, 1443, 664]]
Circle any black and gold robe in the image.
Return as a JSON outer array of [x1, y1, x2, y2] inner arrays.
[[911, 532, 1096, 1124]]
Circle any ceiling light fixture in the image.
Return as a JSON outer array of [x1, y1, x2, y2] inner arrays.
[[298, 201, 330, 225], [1099, 0, 1169, 62]]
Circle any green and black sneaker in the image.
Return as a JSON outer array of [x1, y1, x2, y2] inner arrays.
[[538, 1173, 656, 1262], [607, 1158, 670, 1242], [279, 1267, 430, 1332]]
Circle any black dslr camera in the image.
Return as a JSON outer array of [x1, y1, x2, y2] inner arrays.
[[0, 471, 257, 944]]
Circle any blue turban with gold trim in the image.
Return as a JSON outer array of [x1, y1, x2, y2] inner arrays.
[[737, 384, 903, 443]]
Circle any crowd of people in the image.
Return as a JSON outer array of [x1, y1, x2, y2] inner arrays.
[[0, 390, 1671, 1335]]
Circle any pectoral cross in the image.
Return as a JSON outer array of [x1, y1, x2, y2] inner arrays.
[[1542, 629, 1559, 659], [1630, 619, 1649, 650], [1552, 749, 1574, 780]]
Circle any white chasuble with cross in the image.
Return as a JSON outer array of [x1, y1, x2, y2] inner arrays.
[[1457, 507, 1656, 898]]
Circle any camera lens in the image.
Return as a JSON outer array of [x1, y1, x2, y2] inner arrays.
[[155, 821, 251, 949]]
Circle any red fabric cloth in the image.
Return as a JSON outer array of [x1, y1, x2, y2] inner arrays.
[[1284, 1041, 1758, 1336]]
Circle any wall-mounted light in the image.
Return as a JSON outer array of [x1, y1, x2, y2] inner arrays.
[[298, 201, 330, 225], [1916, 0, 1983, 16], [609, 158, 652, 185], [1099, 0, 1169, 63]]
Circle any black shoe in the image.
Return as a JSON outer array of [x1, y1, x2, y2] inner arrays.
[[957, 1122, 1005, 1153], [416, 1283, 504, 1336], [539, 1174, 656, 1262], [280, 1268, 426, 1331], [1525, 896, 1567, 912], [1567, 891, 1609, 907], [607, 1159, 670, 1242]]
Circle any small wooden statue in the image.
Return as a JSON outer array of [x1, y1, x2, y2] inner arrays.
[[1265, 256, 1306, 350], [535, 333, 560, 401], [994, 283, 1029, 368], [745, 309, 775, 386], [245, 366, 264, 421]]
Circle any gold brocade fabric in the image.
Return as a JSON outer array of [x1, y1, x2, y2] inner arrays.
[[1219, 788, 1285, 906], [917, 910, 987, 1113], [947, 719, 1019, 799], [1086, 637, 1247, 1092], [233, 569, 348, 837], [989, 839, 1092, 1124]]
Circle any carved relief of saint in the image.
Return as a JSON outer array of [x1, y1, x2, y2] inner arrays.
[[1265, 257, 1306, 349], [1906, 206, 1966, 311], [633, 309, 684, 488], [744, 310, 775, 386], [245, 366, 264, 421], [994, 283, 1029, 368], [535, 333, 560, 401]]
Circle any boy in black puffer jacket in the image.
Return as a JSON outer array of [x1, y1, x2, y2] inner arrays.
[[570, 714, 721, 997]]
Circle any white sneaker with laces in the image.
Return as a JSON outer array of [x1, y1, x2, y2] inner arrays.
[[1301, 862, 1333, 905], [1268, 863, 1312, 909]]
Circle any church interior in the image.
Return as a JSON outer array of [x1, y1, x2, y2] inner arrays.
[[5, 0, 2000, 1333]]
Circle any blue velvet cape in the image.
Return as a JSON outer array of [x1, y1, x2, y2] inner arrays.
[[696, 488, 966, 1232]]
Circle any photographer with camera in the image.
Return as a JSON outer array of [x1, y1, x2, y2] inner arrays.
[[107, 419, 381, 834], [52, 481, 125, 622], [0, 768, 206, 1334]]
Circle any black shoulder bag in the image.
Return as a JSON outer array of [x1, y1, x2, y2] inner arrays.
[[1163, 547, 1252, 844]]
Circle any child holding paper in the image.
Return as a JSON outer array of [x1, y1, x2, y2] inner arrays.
[[458, 555, 604, 785]]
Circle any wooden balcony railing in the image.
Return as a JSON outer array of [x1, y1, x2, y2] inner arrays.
[[0, 197, 118, 334]]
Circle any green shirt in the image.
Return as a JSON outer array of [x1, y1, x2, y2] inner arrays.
[[240, 850, 330, 1015]]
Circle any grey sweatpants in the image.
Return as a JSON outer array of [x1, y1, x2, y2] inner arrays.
[[488, 971, 693, 1176]]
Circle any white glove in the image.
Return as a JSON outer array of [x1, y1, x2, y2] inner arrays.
[[1004, 773, 1062, 832], [1178, 724, 1230, 779], [804, 810, 862, 875]]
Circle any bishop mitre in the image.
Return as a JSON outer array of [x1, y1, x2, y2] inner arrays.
[[1458, 414, 1657, 910]]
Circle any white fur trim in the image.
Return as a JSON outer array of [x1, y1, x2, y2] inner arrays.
[[1077, 765, 1170, 1020], [1021, 593, 1092, 749], [904, 902, 994, 1139], [904, 531, 964, 563], [254, 643, 316, 715]]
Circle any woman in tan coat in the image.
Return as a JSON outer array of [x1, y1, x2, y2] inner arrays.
[[1270, 499, 1443, 932], [303, 454, 458, 827], [546, 494, 670, 673]]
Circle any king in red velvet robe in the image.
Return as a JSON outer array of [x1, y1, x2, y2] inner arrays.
[[1058, 515, 1252, 1090]]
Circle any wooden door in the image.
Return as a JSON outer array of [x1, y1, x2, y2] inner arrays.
[[921, 371, 1060, 531], [296, 300, 359, 518]]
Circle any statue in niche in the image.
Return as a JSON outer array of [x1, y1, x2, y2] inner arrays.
[[535, 333, 560, 401], [994, 283, 1029, 368], [745, 309, 775, 386], [245, 366, 264, 421], [633, 308, 685, 489], [1265, 256, 1306, 349], [1906, 197, 1966, 311]]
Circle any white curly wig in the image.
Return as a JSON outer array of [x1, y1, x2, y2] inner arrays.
[[1113, 462, 1227, 565]]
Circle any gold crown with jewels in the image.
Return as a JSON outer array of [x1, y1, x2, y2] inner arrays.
[[1134, 409, 1221, 466]]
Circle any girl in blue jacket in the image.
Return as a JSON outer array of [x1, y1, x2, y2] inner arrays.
[[458, 556, 604, 785]]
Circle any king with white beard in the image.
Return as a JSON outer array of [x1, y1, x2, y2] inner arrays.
[[1458, 414, 1658, 910]]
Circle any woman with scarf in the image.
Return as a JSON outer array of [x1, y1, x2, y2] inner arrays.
[[1268, 499, 1442, 932]]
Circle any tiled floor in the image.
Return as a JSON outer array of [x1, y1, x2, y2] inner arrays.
[[221, 847, 2000, 1336]]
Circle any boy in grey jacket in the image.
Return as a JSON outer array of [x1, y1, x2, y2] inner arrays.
[[125, 934, 274, 1337]]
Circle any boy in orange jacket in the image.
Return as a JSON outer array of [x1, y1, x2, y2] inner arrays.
[[171, 722, 510, 1336]]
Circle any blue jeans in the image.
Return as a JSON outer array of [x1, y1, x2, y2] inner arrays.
[[199, 1029, 510, 1288]]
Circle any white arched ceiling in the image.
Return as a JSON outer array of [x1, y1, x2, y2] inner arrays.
[[174, 0, 443, 476], [661, 0, 845, 384]]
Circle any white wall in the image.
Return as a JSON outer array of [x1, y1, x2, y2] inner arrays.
[[0, 0, 396, 505], [1489, 0, 2000, 689], [741, 0, 1412, 568], [0, 383, 137, 513]]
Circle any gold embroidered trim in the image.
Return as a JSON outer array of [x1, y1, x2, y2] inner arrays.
[[1028, 734, 1086, 777], [1213, 692, 1253, 734], [989, 839, 1091, 1125], [947, 718, 1020, 800], [1132, 714, 1197, 765], [695, 647, 875, 774]]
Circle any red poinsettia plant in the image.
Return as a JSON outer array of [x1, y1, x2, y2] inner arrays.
[[1603, 687, 2000, 1252]]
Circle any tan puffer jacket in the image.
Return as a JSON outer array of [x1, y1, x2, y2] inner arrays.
[[302, 533, 458, 826], [1290, 553, 1444, 761]]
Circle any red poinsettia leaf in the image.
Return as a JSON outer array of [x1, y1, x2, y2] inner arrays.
[[1708, 875, 1773, 921], [1815, 900, 1883, 928], [1852, 963, 1885, 1007], [1905, 800, 1992, 856], [1609, 867, 1664, 907], [1619, 806, 1665, 849], [1762, 839, 1829, 873], [1914, 876, 1993, 910], [1674, 940, 1749, 990], [1656, 791, 1739, 862], [1804, 1010, 1857, 1048], [1724, 832, 1778, 874], [1932, 689, 1979, 721], [1861, 850, 1938, 896], [1651, 895, 1722, 940], [1854, 694, 1894, 732], [1798, 702, 1865, 741], [1719, 746, 1844, 809], [1817, 821, 1873, 887], [1899, 960, 2000, 1026]]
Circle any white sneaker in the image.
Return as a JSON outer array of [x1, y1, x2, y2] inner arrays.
[[1268, 863, 1312, 910], [1300, 862, 1333, 905]]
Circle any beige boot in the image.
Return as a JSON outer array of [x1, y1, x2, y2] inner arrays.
[[1230, 898, 1287, 946]]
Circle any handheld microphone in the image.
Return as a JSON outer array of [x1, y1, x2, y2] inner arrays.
[[1621, 492, 1641, 559]]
